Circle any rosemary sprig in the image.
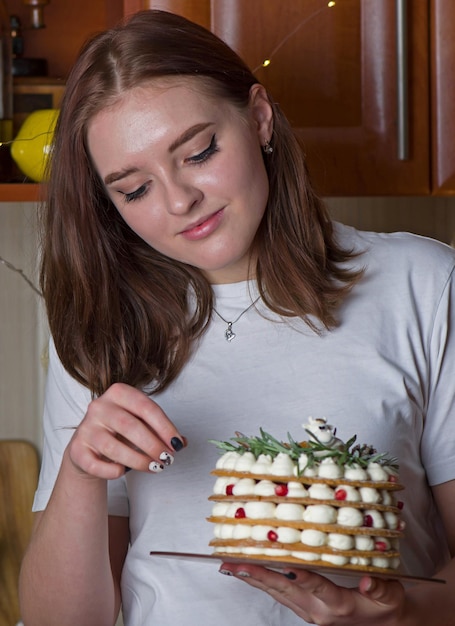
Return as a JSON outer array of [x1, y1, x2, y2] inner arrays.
[[209, 428, 399, 471]]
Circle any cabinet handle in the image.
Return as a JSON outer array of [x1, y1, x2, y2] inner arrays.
[[396, 0, 409, 160]]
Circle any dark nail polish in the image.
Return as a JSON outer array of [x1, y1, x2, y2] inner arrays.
[[171, 436, 184, 451], [283, 571, 297, 580]]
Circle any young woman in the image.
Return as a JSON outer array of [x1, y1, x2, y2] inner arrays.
[[19, 10, 455, 626]]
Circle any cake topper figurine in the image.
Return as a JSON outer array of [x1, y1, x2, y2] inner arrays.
[[304, 416, 344, 449]]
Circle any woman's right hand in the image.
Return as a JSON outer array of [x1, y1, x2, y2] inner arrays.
[[67, 382, 185, 479]]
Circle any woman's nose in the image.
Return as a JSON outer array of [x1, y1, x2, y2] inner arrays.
[[163, 176, 203, 215]]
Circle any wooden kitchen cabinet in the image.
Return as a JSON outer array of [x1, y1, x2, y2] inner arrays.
[[2, 0, 454, 200], [124, 0, 210, 27], [123, 0, 455, 197], [431, 0, 455, 194], [211, 0, 431, 196]]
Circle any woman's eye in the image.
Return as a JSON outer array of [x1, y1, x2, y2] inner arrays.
[[188, 134, 218, 164], [123, 184, 148, 203], [118, 136, 218, 202]]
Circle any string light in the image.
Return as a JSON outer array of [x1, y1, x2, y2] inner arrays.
[[0, 130, 54, 148], [254, 1, 337, 73]]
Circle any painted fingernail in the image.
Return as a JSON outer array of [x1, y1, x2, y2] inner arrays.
[[171, 437, 184, 451], [283, 571, 297, 580], [159, 451, 174, 466], [236, 571, 251, 578], [148, 461, 165, 473], [219, 568, 233, 576]]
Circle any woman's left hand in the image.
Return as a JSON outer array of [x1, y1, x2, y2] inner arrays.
[[219, 564, 407, 625]]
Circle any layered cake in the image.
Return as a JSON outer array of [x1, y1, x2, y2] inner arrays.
[[208, 418, 405, 574]]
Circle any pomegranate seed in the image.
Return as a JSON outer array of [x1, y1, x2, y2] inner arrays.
[[235, 507, 246, 519], [267, 530, 278, 542], [275, 484, 288, 497], [397, 501, 404, 510], [226, 484, 234, 496], [375, 541, 388, 552], [335, 488, 347, 501], [389, 475, 398, 483], [364, 514, 374, 528]]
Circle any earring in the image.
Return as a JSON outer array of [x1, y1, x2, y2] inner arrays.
[[263, 140, 273, 154]]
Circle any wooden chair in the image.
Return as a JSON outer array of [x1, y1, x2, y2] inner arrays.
[[0, 440, 39, 626]]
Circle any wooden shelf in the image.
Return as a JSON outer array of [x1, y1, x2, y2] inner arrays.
[[0, 184, 42, 203]]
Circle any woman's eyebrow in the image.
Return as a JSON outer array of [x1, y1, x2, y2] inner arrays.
[[104, 167, 139, 186], [104, 122, 215, 185], [168, 122, 214, 153]]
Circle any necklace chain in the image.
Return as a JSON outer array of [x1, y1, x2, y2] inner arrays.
[[213, 296, 260, 342]]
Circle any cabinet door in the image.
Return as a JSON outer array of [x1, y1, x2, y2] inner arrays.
[[212, 0, 429, 196], [431, 0, 455, 195], [124, 0, 430, 196]]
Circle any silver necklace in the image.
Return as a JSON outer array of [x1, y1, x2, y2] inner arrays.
[[213, 296, 260, 342]]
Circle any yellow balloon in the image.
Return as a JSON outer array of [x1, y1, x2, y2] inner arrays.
[[11, 109, 59, 182]]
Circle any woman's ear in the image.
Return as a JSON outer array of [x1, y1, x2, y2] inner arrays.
[[248, 83, 274, 144]]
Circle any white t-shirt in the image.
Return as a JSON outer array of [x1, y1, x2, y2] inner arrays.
[[34, 224, 455, 625]]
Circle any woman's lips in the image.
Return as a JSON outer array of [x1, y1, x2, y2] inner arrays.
[[180, 208, 224, 241]]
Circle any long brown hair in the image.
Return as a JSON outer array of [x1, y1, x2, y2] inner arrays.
[[40, 9, 362, 397]]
